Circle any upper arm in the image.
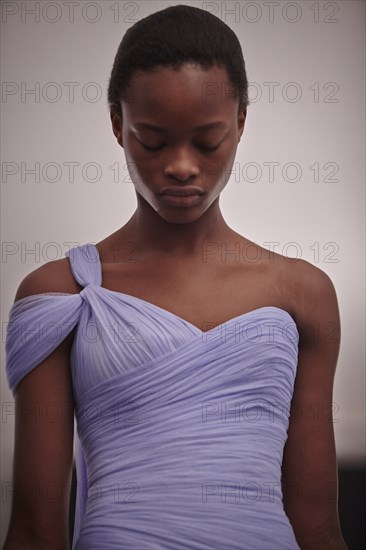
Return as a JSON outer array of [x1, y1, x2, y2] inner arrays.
[[4, 265, 77, 549], [281, 260, 348, 549]]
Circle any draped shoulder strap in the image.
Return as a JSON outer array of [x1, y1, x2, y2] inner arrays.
[[4, 242, 100, 395], [5, 293, 82, 395], [65, 243, 102, 288]]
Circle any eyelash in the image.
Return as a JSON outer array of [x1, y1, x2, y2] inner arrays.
[[141, 143, 221, 153]]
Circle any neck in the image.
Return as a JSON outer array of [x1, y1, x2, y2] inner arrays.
[[119, 194, 234, 259]]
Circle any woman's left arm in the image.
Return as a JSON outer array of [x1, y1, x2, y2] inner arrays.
[[281, 261, 348, 550]]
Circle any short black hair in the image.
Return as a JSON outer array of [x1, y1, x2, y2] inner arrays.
[[107, 4, 249, 117]]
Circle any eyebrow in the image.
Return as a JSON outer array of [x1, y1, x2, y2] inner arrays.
[[134, 121, 227, 132]]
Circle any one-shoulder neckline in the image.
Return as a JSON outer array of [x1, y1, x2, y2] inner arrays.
[[11, 285, 299, 337], [11, 244, 299, 337]]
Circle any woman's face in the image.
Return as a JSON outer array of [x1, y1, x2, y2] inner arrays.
[[111, 63, 246, 224]]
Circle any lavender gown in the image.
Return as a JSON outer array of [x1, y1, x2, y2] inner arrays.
[[6, 243, 300, 549]]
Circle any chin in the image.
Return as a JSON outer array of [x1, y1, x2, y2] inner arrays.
[[137, 191, 212, 224], [156, 206, 207, 225], [158, 212, 202, 225]]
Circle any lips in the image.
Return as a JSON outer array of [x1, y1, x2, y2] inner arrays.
[[159, 186, 204, 196], [158, 188, 205, 208]]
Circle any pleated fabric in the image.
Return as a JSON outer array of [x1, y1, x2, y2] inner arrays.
[[5, 243, 301, 549]]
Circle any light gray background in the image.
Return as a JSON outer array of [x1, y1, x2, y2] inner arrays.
[[1, 0, 365, 544]]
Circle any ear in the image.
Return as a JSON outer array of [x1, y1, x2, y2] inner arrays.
[[110, 108, 123, 148], [237, 108, 247, 142]]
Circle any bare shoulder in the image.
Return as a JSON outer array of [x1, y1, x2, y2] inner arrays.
[[278, 254, 338, 303], [14, 256, 82, 303], [241, 235, 340, 341], [239, 236, 337, 305], [274, 254, 340, 346]]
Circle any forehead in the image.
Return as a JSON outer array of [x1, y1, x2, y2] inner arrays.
[[122, 63, 238, 123]]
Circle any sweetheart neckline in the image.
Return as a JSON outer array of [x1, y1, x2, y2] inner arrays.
[[94, 286, 298, 336], [89, 243, 299, 336]]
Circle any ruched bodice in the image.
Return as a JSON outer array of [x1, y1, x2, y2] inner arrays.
[[5, 243, 301, 549]]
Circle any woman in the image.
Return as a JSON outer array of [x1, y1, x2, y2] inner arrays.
[[3, 5, 348, 550]]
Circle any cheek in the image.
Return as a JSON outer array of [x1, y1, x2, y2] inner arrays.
[[205, 144, 237, 188], [123, 144, 153, 186]]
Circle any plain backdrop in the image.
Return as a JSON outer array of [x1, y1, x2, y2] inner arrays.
[[1, 0, 365, 545]]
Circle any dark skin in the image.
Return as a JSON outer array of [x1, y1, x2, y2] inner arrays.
[[3, 63, 348, 549]]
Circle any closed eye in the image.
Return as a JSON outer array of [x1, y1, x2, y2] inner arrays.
[[141, 143, 163, 152], [140, 142, 222, 153], [199, 144, 220, 152]]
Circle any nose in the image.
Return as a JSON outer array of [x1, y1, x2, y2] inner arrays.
[[163, 146, 200, 182]]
